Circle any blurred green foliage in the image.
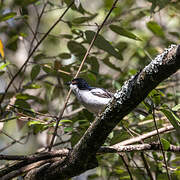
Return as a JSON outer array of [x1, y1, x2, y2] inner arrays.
[[0, 0, 180, 179]]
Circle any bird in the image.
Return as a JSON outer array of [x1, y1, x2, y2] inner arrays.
[[67, 78, 114, 114]]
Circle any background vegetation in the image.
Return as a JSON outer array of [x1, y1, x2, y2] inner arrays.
[[0, 0, 180, 179]]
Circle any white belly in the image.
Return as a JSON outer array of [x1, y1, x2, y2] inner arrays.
[[76, 90, 111, 114]]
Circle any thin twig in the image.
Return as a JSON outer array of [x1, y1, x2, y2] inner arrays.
[[1, 160, 53, 180], [8, 104, 57, 119], [113, 125, 174, 146], [17, 2, 48, 91], [0, 135, 28, 153], [0, 149, 68, 161], [29, 2, 48, 54], [144, 153, 177, 171], [0, 130, 26, 145], [128, 155, 147, 179], [0, 149, 68, 178], [119, 154, 134, 180], [140, 152, 154, 180], [48, 89, 72, 151], [124, 125, 153, 180], [48, 0, 120, 151], [152, 108, 171, 180]]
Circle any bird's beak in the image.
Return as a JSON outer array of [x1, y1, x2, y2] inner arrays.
[[66, 81, 71, 86]]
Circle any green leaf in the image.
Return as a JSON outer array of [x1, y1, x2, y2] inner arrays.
[[115, 168, 125, 174], [6, 35, 19, 51], [70, 132, 82, 146], [103, 58, 122, 71], [172, 104, 180, 111], [67, 41, 86, 58], [0, 12, 16, 22], [16, 93, 32, 100], [64, 0, 88, 14], [87, 73, 96, 83], [28, 121, 49, 134], [42, 64, 57, 75], [64, 127, 73, 132], [28, 120, 43, 125], [59, 53, 71, 59], [146, 21, 165, 37], [172, 113, 180, 123], [161, 138, 170, 150], [112, 80, 121, 90], [0, 62, 10, 70], [15, 99, 34, 116], [72, 13, 97, 24], [73, 17, 89, 24], [61, 34, 73, 39], [34, 53, 46, 61], [161, 108, 180, 136], [149, 89, 164, 106], [169, 32, 180, 39], [23, 83, 41, 89], [85, 30, 123, 60], [31, 64, 40, 81], [115, 42, 128, 52], [14, 15, 28, 20], [15, 99, 30, 110], [29, 123, 46, 134], [16, 93, 43, 103], [147, 0, 170, 13], [111, 131, 129, 145], [60, 119, 72, 123], [14, 0, 39, 7], [86, 56, 99, 74], [110, 25, 142, 41]]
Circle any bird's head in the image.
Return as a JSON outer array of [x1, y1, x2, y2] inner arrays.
[[67, 78, 91, 90]]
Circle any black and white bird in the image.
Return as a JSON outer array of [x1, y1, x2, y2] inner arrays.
[[67, 78, 113, 114]]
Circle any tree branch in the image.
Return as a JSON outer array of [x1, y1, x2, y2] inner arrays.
[[1, 143, 179, 179], [115, 125, 174, 146], [24, 44, 180, 180], [99, 143, 180, 153]]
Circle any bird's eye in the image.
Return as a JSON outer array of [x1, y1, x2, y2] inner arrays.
[[72, 81, 77, 84]]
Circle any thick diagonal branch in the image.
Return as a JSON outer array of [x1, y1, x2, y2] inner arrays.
[[25, 45, 180, 180]]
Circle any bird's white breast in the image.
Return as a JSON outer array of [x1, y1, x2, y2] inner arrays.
[[70, 84, 111, 114]]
